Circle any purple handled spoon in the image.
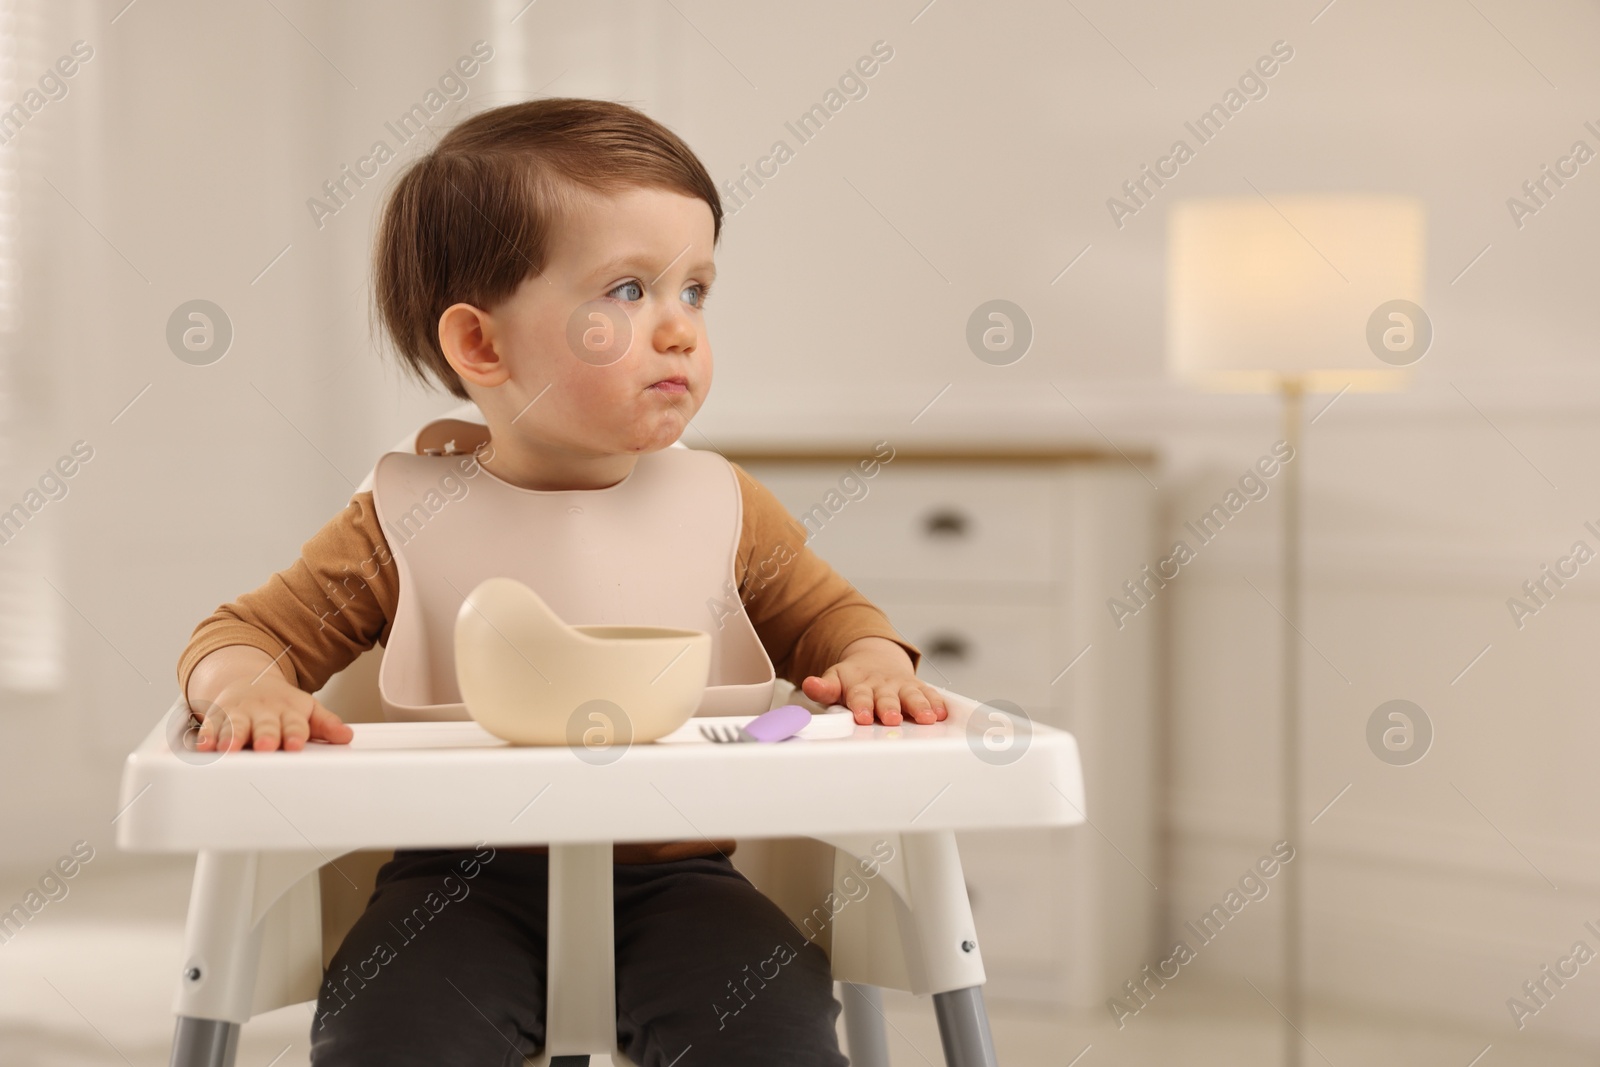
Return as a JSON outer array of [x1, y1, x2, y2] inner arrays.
[[740, 704, 812, 743]]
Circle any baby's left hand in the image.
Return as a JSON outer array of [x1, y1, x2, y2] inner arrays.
[[801, 636, 949, 726]]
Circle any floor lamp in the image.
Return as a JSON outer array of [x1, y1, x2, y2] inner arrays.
[[1165, 194, 1426, 1067]]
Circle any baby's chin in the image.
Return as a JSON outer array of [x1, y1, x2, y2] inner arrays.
[[622, 403, 700, 452]]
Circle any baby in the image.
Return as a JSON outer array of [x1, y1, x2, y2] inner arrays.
[[176, 97, 946, 1066]]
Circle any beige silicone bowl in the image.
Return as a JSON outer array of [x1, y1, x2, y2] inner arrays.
[[454, 576, 711, 747]]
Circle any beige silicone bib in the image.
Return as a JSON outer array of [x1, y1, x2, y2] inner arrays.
[[370, 444, 777, 727]]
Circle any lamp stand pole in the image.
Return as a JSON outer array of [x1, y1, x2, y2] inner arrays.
[[1280, 376, 1304, 1067]]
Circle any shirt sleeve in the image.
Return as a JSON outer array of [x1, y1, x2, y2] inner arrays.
[[729, 461, 922, 684], [175, 492, 399, 700]]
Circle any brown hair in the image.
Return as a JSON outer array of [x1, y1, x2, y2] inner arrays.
[[372, 97, 723, 401]]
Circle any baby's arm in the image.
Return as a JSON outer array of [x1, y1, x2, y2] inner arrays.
[[729, 463, 946, 726], [179, 493, 397, 751]]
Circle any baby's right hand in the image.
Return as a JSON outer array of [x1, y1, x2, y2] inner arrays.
[[191, 673, 354, 753]]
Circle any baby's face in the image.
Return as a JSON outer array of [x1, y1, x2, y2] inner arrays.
[[482, 183, 715, 457]]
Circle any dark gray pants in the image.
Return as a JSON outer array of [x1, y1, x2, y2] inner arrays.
[[308, 847, 848, 1066]]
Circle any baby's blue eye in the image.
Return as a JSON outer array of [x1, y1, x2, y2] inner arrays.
[[608, 280, 644, 301], [682, 283, 709, 308]]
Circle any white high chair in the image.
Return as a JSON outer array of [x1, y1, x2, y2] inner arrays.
[[124, 406, 1089, 1067]]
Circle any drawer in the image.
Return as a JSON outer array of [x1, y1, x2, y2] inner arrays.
[[875, 601, 1055, 715], [738, 462, 1057, 584]]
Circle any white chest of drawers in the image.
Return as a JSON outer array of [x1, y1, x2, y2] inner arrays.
[[730, 448, 1160, 1012]]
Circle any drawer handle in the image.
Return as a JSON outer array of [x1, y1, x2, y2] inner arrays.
[[925, 633, 970, 661], [922, 507, 970, 539]]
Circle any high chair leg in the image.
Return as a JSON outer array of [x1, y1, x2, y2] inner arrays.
[[840, 982, 890, 1067], [169, 1016, 239, 1067], [169, 851, 262, 1067], [166, 847, 329, 1067], [932, 986, 998, 1067], [898, 832, 997, 1066]]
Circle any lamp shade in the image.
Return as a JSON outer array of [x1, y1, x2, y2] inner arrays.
[[1166, 194, 1426, 392]]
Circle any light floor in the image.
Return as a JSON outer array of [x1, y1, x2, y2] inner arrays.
[[0, 858, 1591, 1066]]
